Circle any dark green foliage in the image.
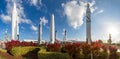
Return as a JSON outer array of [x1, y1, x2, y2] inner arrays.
[[9, 47, 40, 56], [38, 52, 70, 59]]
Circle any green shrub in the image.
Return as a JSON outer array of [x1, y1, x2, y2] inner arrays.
[[9, 46, 40, 56], [38, 52, 70, 59], [0, 49, 7, 53], [38, 46, 70, 59], [96, 52, 108, 59], [39, 46, 46, 52]]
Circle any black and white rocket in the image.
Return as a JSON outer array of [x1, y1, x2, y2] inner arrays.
[[86, 3, 92, 44]]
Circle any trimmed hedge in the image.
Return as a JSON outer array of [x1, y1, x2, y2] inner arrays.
[[0, 48, 7, 53], [38, 52, 70, 59], [38, 46, 70, 59], [5, 40, 39, 50], [9, 46, 40, 56]]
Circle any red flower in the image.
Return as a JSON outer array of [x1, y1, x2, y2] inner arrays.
[[5, 40, 39, 50], [46, 42, 61, 52], [109, 46, 117, 53]]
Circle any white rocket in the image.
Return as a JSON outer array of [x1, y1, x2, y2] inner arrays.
[[38, 20, 42, 44], [50, 14, 55, 44], [64, 29, 67, 41], [12, 2, 19, 40]]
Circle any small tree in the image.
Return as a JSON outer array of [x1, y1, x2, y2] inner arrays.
[[98, 39, 103, 44], [108, 39, 112, 44], [107, 34, 112, 44]]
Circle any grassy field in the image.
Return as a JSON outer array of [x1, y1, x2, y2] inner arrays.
[[0, 48, 7, 53], [1, 46, 120, 59], [0, 56, 6, 59]]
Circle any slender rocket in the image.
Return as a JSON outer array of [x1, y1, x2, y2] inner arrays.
[[50, 14, 55, 44], [12, 2, 19, 40], [86, 3, 92, 44]]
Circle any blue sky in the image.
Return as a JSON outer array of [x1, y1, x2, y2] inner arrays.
[[0, 0, 120, 43]]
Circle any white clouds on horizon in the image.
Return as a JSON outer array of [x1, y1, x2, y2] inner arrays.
[[62, 0, 97, 29]]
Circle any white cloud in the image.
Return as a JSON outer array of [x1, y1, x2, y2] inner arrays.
[[20, 18, 32, 24], [30, 0, 38, 6], [62, 0, 97, 29], [31, 25, 38, 31], [40, 17, 48, 26], [89, 0, 96, 13], [29, 0, 42, 6], [28, 0, 46, 10], [97, 9, 104, 14], [62, 1, 86, 29], [0, 14, 11, 23]]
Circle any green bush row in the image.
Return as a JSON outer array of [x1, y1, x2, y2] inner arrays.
[[9, 46, 40, 56], [10, 46, 118, 59], [0, 48, 7, 53], [38, 52, 70, 59], [9, 46, 70, 59]]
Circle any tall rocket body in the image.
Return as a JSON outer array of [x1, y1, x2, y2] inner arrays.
[[38, 20, 42, 44], [86, 3, 92, 44], [12, 2, 19, 40], [50, 14, 55, 44]]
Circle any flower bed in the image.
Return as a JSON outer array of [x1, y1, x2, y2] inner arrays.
[[45, 41, 118, 59], [4, 40, 119, 59], [46, 42, 61, 52], [109, 45, 119, 59], [5, 40, 39, 50]]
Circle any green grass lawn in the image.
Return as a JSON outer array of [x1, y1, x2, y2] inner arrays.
[[0, 56, 6, 59], [0, 46, 120, 59], [0, 48, 7, 53]]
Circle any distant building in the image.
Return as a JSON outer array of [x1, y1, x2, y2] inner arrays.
[[61, 39, 86, 44], [0, 40, 6, 49], [23, 39, 45, 43]]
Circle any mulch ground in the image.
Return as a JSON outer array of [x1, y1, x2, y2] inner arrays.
[[0, 52, 24, 59]]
